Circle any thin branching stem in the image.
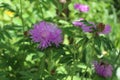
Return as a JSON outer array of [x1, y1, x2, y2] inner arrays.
[[20, 0, 25, 33]]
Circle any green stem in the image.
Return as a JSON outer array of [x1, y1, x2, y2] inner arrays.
[[48, 49, 53, 74], [20, 0, 24, 33], [44, 49, 54, 76], [36, 0, 44, 19], [71, 44, 78, 80], [71, 53, 76, 80], [40, 54, 46, 78]]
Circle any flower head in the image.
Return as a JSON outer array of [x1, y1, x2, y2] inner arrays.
[[93, 61, 113, 78], [81, 22, 95, 32], [73, 19, 111, 34], [29, 21, 62, 49], [72, 18, 84, 26], [4, 10, 15, 17], [72, 18, 95, 32], [74, 3, 89, 12], [97, 23, 111, 34]]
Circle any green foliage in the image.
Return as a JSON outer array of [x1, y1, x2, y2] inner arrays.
[[0, 0, 120, 80]]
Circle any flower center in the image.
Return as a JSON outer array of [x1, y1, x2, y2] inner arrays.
[[41, 31, 49, 38], [97, 23, 105, 32]]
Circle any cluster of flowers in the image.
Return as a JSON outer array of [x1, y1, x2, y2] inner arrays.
[[29, 3, 113, 78], [73, 3, 113, 78], [73, 3, 111, 34], [72, 18, 111, 34]]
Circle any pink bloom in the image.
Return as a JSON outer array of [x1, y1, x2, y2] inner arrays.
[[73, 20, 111, 34], [29, 21, 62, 49], [72, 19, 95, 32], [74, 3, 89, 12], [81, 25, 93, 32], [96, 23, 111, 34], [99, 25, 111, 34], [93, 61, 113, 78], [72, 18, 84, 26], [81, 22, 95, 32]]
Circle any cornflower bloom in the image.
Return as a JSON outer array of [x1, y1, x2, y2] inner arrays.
[[74, 3, 89, 12], [29, 21, 62, 49], [72, 18, 95, 32], [97, 23, 111, 34], [93, 61, 113, 78]]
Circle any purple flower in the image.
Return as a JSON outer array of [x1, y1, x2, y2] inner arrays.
[[81, 22, 95, 32], [72, 19, 95, 32], [29, 21, 62, 49], [81, 25, 93, 32], [99, 25, 111, 34], [96, 23, 111, 34], [73, 20, 111, 34], [74, 3, 89, 12], [93, 61, 113, 78], [72, 18, 84, 26]]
